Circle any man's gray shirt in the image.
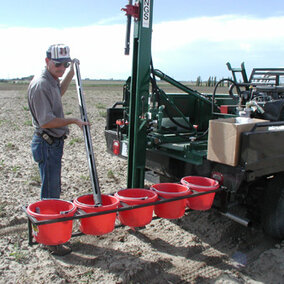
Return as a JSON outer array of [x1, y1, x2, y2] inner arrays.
[[28, 68, 69, 138]]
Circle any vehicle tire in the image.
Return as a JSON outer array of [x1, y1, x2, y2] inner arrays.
[[261, 173, 284, 239]]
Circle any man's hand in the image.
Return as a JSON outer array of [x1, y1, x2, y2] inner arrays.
[[72, 58, 80, 65], [75, 119, 90, 129], [70, 58, 80, 71]]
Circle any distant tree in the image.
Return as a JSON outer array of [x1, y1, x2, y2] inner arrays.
[[207, 76, 212, 87], [196, 76, 202, 86]]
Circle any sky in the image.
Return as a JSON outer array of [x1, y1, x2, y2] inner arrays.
[[1, 0, 284, 81]]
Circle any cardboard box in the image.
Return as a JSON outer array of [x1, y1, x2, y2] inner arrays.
[[207, 118, 266, 166]]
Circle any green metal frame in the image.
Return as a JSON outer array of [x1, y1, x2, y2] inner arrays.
[[127, 0, 154, 188], [125, 1, 237, 188], [125, 0, 230, 187]]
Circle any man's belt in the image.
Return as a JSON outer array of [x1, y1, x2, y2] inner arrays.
[[35, 132, 67, 145]]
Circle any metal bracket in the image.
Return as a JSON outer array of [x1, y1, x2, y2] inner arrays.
[[23, 187, 223, 246], [122, 3, 140, 20]]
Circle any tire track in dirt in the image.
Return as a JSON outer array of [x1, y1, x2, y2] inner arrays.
[[125, 210, 277, 283], [127, 229, 235, 283], [0, 222, 27, 236]]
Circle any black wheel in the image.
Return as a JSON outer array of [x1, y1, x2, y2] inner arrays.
[[261, 173, 284, 239]]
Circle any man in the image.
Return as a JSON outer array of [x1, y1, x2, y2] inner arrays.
[[28, 44, 88, 255], [28, 44, 88, 199]]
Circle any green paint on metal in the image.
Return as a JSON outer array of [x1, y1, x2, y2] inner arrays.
[[127, 0, 154, 188]]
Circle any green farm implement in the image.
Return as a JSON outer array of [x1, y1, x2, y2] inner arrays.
[[105, 0, 284, 239]]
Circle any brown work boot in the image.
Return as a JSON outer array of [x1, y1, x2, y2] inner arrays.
[[43, 244, 72, 256]]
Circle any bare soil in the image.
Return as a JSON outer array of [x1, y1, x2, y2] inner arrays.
[[0, 81, 283, 284]]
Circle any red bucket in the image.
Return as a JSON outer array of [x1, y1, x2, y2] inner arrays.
[[181, 176, 219, 210], [114, 189, 158, 227], [73, 194, 119, 235], [151, 183, 191, 219], [27, 199, 76, 245]]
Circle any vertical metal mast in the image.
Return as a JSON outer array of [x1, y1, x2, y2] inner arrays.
[[74, 62, 102, 206], [124, 0, 133, 55], [123, 0, 154, 188]]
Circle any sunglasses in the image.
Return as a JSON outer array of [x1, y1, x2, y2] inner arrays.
[[52, 61, 70, 68]]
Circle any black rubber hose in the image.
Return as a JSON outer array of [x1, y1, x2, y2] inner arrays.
[[212, 78, 241, 113]]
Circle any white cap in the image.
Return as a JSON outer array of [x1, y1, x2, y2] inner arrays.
[[46, 44, 71, 62]]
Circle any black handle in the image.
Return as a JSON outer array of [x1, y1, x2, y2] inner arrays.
[[251, 121, 284, 132]]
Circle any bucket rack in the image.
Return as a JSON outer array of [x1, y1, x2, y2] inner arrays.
[[22, 187, 222, 246]]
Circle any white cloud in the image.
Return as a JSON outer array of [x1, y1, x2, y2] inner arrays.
[[152, 15, 284, 79], [239, 43, 252, 52], [0, 24, 131, 79], [1, 15, 284, 80], [152, 15, 284, 51]]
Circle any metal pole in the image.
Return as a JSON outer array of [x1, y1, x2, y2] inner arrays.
[[74, 62, 102, 206], [124, 0, 133, 55], [221, 212, 251, 227]]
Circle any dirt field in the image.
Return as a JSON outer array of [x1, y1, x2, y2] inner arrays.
[[0, 81, 283, 284]]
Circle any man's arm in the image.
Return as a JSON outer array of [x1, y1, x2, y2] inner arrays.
[[41, 117, 88, 129], [60, 63, 75, 96]]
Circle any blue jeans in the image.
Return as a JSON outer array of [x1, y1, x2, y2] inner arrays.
[[31, 134, 64, 199]]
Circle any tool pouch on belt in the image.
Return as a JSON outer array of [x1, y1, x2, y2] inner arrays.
[[42, 133, 53, 145]]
